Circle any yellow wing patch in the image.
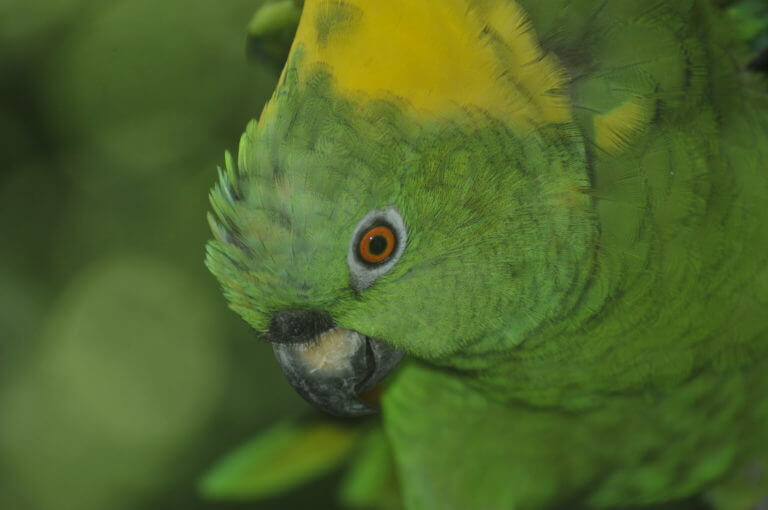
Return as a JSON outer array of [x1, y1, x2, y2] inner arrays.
[[593, 97, 655, 154], [280, 0, 571, 131]]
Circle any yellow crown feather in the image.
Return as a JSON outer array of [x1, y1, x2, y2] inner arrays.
[[273, 0, 572, 131]]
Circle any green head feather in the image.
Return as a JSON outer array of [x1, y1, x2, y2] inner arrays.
[[206, 53, 595, 368]]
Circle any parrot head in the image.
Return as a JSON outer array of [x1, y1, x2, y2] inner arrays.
[[206, 0, 597, 416]]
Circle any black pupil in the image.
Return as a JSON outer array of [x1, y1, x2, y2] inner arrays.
[[368, 235, 388, 255]]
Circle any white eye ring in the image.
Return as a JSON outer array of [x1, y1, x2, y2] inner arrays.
[[347, 206, 407, 291]]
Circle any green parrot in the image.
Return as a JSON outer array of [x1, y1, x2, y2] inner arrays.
[[204, 0, 768, 508]]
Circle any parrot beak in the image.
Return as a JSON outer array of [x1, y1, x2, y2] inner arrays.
[[267, 310, 404, 417]]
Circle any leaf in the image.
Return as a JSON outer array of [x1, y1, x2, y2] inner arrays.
[[339, 426, 403, 510], [200, 418, 364, 500]]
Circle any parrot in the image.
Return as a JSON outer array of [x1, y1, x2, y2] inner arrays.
[[203, 0, 768, 509]]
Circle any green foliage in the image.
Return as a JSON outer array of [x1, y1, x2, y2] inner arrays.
[[201, 417, 405, 508], [247, 0, 303, 68], [0, 257, 226, 510], [201, 418, 363, 500], [726, 0, 768, 51], [339, 427, 403, 510]]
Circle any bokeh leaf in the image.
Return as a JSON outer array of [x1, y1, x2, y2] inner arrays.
[[0, 256, 226, 510], [200, 418, 364, 500], [340, 426, 403, 510], [246, 0, 302, 69]]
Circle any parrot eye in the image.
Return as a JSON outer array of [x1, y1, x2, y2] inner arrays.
[[347, 207, 407, 291], [358, 225, 396, 264]]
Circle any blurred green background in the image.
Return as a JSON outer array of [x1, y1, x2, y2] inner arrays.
[[0, 1, 342, 508]]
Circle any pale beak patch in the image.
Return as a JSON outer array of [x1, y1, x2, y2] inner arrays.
[[270, 322, 404, 416]]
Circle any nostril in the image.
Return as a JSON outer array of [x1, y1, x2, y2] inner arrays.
[[266, 309, 335, 344]]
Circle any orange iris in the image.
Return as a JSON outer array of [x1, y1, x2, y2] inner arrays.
[[358, 225, 395, 264]]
